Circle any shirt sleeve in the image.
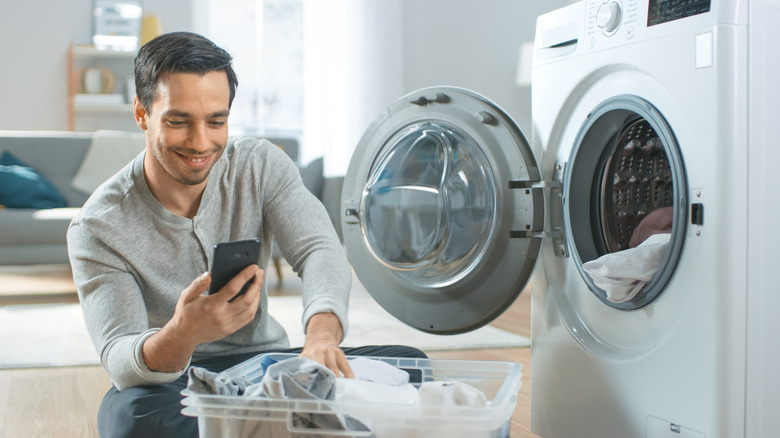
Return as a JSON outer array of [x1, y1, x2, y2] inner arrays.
[[257, 143, 352, 340], [67, 221, 189, 390]]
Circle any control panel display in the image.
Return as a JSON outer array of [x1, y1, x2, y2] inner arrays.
[[648, 0, 711, 26]]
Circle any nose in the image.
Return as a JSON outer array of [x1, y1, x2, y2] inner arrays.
[[187, 121, 211, 153]]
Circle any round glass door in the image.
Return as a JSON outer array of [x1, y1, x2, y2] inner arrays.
[[342, 86, 542, 334], [361, 121, 495, 288]]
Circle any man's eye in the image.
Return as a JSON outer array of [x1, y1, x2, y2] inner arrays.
[[209, 120, 226, 127], [168, 120, 186, 126]]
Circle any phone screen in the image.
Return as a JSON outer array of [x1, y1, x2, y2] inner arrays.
[[209, 238, 261, 302]]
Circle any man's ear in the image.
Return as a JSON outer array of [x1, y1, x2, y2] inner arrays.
[[133, 96, 148, 130]]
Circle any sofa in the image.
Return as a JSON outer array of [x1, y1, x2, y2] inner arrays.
[[0, 131, 343, 267]]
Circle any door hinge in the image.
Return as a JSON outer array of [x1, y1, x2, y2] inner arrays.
[[508, 162, 568, 257]]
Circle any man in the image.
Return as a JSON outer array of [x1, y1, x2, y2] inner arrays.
[[67, 31, 424, 437]]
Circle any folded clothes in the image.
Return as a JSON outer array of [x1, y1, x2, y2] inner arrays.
[[583, 233, 671, 303]]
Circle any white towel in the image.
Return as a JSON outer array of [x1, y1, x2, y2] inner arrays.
[[72, 130, 145, 194], [335, 379, 419, 405], [583, 233, 671, 303], [348, 357, 410, 386]]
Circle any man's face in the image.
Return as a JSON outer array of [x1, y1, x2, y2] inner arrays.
[[135, 70, 231, 188]]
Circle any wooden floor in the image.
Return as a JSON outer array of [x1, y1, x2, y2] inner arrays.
[[0, 265, 539, 437]]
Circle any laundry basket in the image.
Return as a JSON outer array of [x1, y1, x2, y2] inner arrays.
[[181, 353, 523, 437]]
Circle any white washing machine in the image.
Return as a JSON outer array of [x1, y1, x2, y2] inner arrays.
[[339, 0, 779, 437], [530, 1, 780, 437]]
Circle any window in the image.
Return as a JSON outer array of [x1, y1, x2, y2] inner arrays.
[[195, 0, 303, 139], [196, 0, 403, 175]]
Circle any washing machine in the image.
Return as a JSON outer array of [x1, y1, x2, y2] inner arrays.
[[529, 1, 780, 437], [339, 0, 779, 437]]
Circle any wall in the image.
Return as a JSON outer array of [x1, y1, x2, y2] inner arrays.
[[0, 0, 194, 131], [400, 0, 577, 137], [0, 1, 575, 146]]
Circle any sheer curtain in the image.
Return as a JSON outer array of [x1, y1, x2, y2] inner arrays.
[[194, 0, 404, 176], [302, 0, 403, 176]]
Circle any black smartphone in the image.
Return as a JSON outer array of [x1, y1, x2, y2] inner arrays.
[[209, 238, 261, 302]]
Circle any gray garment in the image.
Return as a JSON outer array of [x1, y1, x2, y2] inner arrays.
[[254, 357, 370, 433], [187, 366, 251, 396], [252, 356, 337, 400], [67, 137, 352, 390], [188, 357, 370, 435]]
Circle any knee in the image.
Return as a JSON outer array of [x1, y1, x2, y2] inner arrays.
[[390, 345, 428, 358], [98, 385, 197, 438], [345, 344, 428, 359]]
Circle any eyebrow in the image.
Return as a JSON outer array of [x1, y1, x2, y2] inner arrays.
[[163, 109, 230, 118]]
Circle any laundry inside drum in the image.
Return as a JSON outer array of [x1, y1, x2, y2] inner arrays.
[[600, 118, 675, 253]]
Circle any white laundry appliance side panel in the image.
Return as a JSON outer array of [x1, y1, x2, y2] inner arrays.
[[531, 17, 749, 438], [745, 1, 780, 436]]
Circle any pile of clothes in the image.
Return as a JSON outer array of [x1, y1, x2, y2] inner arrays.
[[187, 356, 488, 437]]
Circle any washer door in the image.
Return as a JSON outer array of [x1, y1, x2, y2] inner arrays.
[[341, 86, 542, 334]]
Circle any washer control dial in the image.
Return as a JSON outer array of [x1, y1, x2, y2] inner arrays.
[[597, 1, 622, 35]]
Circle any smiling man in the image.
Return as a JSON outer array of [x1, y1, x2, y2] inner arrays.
[[67, 32, 424, 438]]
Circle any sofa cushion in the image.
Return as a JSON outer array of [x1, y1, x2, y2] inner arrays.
[[0, 151, 68, 209], [0, 208, 79, 245]]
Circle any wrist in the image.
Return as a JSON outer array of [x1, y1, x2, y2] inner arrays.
[[142, 321, 197, 373], [305, 312, 343, 345]]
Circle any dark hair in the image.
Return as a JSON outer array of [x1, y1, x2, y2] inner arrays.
[[134, 31, 239, 112]]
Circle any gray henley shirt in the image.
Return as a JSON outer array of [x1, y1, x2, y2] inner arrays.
[[67, 137, 351, 390]]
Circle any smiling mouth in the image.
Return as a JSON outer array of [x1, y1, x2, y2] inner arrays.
[[177, 152, 212, 169]]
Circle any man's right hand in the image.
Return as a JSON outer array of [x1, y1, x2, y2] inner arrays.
[[141, 265, 263, 373]]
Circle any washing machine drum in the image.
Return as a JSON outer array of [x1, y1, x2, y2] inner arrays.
[[602, 118, 676, 252], [341, 88, 688, 334], [564, 95, 688, 310]]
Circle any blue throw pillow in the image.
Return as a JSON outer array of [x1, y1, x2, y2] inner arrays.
[[0, 150, 68, 209]]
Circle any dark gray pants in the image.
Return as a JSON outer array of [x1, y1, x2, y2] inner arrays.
[[97, 345, 427, 438]]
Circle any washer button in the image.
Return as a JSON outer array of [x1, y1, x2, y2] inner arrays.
[[597, 1, 622, 34]]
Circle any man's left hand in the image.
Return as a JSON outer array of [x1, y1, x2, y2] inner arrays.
[[300, 312, 354, 378]]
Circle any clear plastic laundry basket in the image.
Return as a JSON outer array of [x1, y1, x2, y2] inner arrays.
[[181, 353, 523, 438]]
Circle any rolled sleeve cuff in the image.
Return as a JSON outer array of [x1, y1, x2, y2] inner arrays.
[[302, 298, 349, 343], [122, 329, 190, 389]]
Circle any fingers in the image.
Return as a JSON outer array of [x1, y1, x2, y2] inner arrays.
[[181, 271, 211, 303], [337, 353, 354, 379], [218, 265, 262, 302], [301, 346, 354, 378]]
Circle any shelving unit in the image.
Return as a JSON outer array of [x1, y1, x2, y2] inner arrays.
[[67, 42, 136, 131]]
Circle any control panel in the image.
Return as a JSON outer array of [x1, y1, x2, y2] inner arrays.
[[596, 1, 623, 35], [585, 0, 712, 51], [586, 0, 640, 45], [648, 0, 711, 27]]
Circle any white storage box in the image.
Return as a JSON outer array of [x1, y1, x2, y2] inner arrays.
[[181, 353, 523, 437]]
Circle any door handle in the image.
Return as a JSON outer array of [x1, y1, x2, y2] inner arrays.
[[410, 92, 451, 106]]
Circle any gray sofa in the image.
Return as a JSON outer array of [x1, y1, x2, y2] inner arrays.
[[0, 131, 343, 266]]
